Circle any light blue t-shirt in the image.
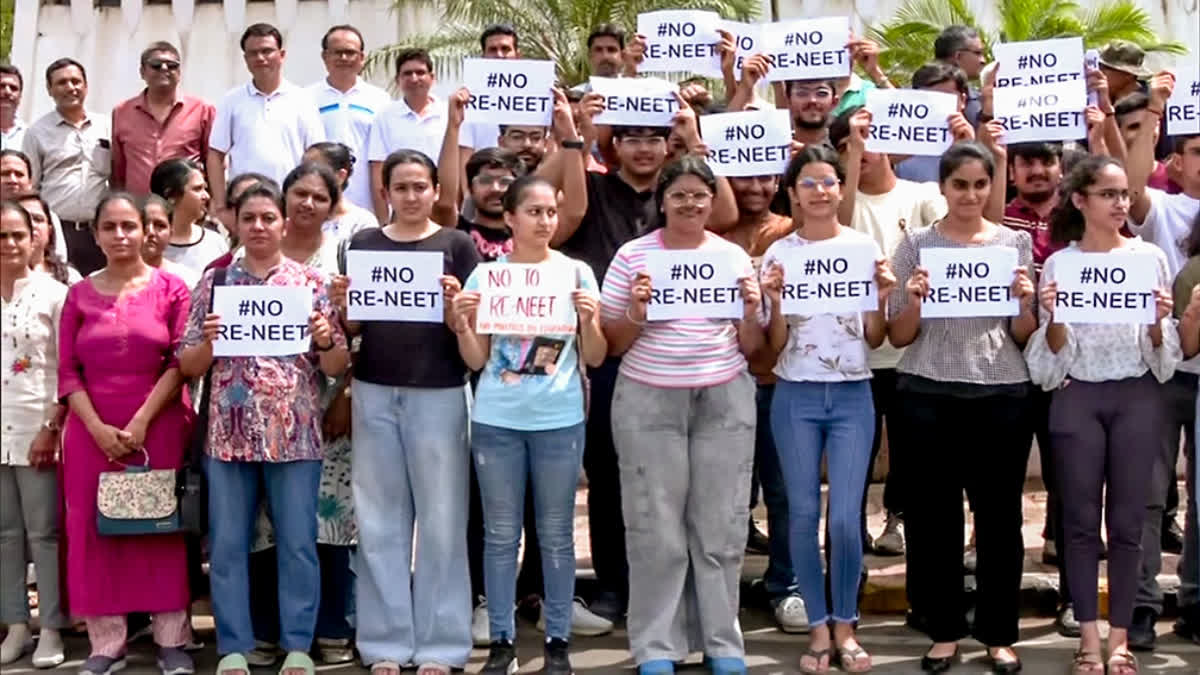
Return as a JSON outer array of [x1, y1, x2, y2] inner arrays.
[[465, 251, 598, 431]]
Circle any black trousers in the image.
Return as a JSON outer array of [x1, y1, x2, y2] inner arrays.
[[898, 387, 1032, 647], [583, 356, 628, 601]]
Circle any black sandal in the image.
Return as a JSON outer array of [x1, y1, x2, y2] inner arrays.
[[798, 647, 830, 675]]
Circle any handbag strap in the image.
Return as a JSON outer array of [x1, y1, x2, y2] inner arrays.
[[188, 267, 227, 467]]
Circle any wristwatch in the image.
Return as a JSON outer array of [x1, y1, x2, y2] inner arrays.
[[561, 139, 585, 150]]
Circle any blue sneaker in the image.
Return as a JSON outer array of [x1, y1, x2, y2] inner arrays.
[[707, 656, 747, 674], [638, 659, 675, 674]]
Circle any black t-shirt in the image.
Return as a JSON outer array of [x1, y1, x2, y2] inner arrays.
[[560, 171, 657, 284], [348, 227, 481, 388], [458, 215, 513, 262]]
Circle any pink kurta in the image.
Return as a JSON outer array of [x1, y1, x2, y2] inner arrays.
[[58, 269, 193, 616]]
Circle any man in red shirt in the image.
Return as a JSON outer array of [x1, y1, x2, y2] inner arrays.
[[111, 41, 215, 195]]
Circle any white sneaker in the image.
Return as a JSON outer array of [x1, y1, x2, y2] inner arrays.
[[873, 512, 905, 555], [774, 595, 809, 634], [472, 596, 491, 647], [537, 598, 614, 637], [31, 628, 65, 668], [0, 623, 32, 665]]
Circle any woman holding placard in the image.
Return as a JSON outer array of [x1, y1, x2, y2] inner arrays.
[[887, 142, 1037, 674], [451, 175, 605, 675], [759, 146, 894, 674], [599, 156, 763, 675], [327, 149, 480, 675], [58, 192, 195, 675], [178, 179, 350, 675], [1024, 156, 1179, 675]]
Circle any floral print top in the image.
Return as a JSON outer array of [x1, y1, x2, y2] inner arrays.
[[180, 257, 347, 463], [760, 230, 883, 383], [1, 272, 67, 465]]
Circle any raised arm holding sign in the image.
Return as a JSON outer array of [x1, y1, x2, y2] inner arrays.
[[992, 37, 1088, 143], [462, 58, 556, 127]]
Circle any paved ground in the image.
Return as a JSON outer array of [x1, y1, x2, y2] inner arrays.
[[4, 481, 1196, 673]]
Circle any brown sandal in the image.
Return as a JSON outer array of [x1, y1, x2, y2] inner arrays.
[[1071, 650, 1103, 674], [1107, 649, 1138, 675], [798, 647, 830, 675]]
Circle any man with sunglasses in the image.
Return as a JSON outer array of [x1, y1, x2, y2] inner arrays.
[[111, 41, 215, 195], [933, 25, 985, 127]]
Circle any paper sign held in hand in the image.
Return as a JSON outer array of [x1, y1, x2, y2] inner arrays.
[[920, 247, 1021, 319], [865, 88, 959, 156], [345, 250, 444, 322], [1052, 252, 1159, 325], [759, 16, 851, 82], [211, 286, 314, 357], [776, 241, 879, 315], [590, 77, 680, 127], [475, 263, 575, 335], [645, 250, 745, 321], [637, 10, 723, 76], [1166, 67, 1200, 136], [993, 37, 1087, 143], [701, 109, 793, 177], [463, 58, 556, 127]]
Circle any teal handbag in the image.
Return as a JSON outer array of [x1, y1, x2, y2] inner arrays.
[[96, 449, 182, 536]]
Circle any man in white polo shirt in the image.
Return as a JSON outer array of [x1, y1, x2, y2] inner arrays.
[[308, 25, 390, 211], [207, 23, 325, 209], [365, 48, 446, 223]]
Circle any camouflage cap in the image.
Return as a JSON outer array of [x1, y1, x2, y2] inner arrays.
[[1098, 40, 1151, 79]]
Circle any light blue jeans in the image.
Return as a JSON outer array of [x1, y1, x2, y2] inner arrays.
[[351, 380, 472, 667], [205, 457, 322, 655], [472, 421, 586, 641], [771, 379, 874, 626]]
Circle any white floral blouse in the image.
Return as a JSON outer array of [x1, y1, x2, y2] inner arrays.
[[1, 272, 68, 465], [1025, 239, 1182, 389], [760, 230, 883, 383]]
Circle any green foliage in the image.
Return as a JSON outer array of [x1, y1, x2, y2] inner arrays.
[[368, 0, 759, 87], [0, 0, 13, 64], [869, 0, 1188, 85]]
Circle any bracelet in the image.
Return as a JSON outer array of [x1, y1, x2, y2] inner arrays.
[[561, 139, 585, 150], [625, 306, 646, 325]]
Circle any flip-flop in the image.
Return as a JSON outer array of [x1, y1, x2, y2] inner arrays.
[[215, 653, 250, 675], [837, 644, 872, 673], [279, 650, 316, 675], [799, 647, 831, 675]]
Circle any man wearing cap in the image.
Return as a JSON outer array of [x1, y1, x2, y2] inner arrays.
[[1098, 40, 1152, 102]]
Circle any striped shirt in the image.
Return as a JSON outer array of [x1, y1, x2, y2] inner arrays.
[[600, 230, 752, 388]]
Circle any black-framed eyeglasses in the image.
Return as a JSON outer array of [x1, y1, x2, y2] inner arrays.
[[145, 59, 181, 71]]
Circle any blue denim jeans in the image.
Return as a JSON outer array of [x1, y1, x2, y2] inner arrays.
[[754, 384, 798, 602], [351, 380, 472, 668], [472, 421, 586, 641], [771, 380, 874, 625], [250, 544, 356, 642], [205, 457, 322, 655]]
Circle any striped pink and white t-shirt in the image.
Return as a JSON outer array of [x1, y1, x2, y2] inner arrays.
[[600, 230, 753, 388]]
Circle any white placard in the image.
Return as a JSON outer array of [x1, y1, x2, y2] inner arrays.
[[920, 247, 1021, 318], [864, 88, 959, 156], [701, 109, 793, 177], [760, 16, 851, 83], [1052, 252, 1159, 325], [590, 76, 680, 127], [777, 241, 878, 315], [345, 250, 444, 322], [1167, 67, 1200, 136], [993, 37, 1087, 143], [211, 285, 314, 357], [645, 250, 745, 320], [475, 263, 575, 335], [637, 10, 723, 76], [721, 20, 763, 75], [462, 58, 556, 127]]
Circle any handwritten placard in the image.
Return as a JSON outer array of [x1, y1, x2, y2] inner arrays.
[[637, 10, 723, 76], [760, 16, 851, 83], [993, 37, 1087, 143], [211, 285, 314, 357], [590, 76, 680, 127], [865, 88, 959, 156], [1167, 67, 1200, 136], [920, 247, 1020, 318], [1052, 252, 1158, 324], [701, 109, 793, 177], [463, 58, 556, 127], [475, 263, 574, 335], [645, 250, 745, 320], [345, 250, 444, 322], [777, 241, 878, 315]]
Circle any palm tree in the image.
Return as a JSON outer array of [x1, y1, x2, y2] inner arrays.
[[868, 0, 1188, 86], [366, 0, 760, 87]]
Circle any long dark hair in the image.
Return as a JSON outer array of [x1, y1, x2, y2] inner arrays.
[[1048, 155, 1124, 245], [649, 156, 717, 231], [282, 161, 341, 216], [13, 192, 73, 284]]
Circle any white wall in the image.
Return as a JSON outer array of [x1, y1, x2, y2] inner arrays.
[[11, 0, 1199, 122]]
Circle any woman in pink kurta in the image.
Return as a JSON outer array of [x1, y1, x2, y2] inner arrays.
[[58, 192, 195, 675]]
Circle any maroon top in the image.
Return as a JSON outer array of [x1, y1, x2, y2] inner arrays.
[[111, 91, 215, 195], [1148, 161, 1183, 195], [1002, 197, 1061, 271]]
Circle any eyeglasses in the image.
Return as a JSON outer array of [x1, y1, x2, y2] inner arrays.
[[1083, 188, 1131, 203], [503, 130, 546, 144], [473, 175, 516, 189], [664, 190, 713, 205], [144, 59, 181, 71], [796, 176, 839, 190], [325, 49, 363, 60], [791, 88, 833, 101]]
